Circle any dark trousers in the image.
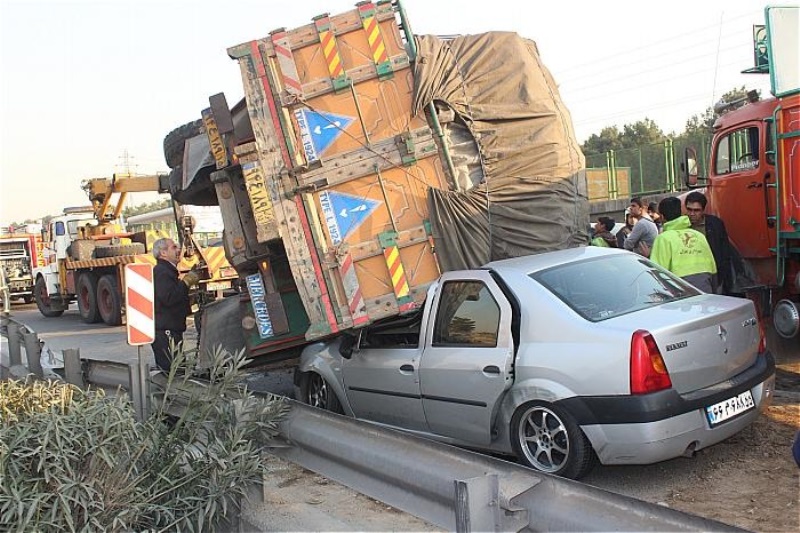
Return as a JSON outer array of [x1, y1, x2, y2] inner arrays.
[[151, 329, 183, 372]]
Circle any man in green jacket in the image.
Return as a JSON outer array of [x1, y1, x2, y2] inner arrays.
[[650, 197, 717, 292]]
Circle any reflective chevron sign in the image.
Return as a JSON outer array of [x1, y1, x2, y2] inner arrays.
[[125, 263, 155, 346]]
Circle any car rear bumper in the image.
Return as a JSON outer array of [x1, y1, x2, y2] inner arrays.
[[580, 369, 775, 465]]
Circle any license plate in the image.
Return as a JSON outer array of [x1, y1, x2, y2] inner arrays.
[[205, 281, 232, 292], [705, 390, 755, 427]]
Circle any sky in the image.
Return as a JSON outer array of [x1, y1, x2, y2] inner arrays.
[[0, 0, 780, 225]]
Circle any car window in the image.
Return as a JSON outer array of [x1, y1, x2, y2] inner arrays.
[[533, 254, 699, 322], [432, 280, 499, 347], [361, 318, 421, 349]]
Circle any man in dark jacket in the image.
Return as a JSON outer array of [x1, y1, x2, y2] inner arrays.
[[151, 238, 199, 372], [684, 191, 739, 294]]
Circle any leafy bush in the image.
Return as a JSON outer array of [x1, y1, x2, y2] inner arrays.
[[0, 346, 287, 532]]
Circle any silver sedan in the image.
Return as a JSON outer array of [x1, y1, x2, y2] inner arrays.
[[296, 247, 776, 479]]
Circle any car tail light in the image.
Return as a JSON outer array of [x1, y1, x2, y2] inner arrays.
[[757, 319, 767, 354], [630, 330, 672, 394]]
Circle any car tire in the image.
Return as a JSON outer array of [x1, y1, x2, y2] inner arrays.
[[76, 273, 101, 323], [510, 401, 596, 479], [34, 277, 64, 318], [93, 243, 146, 258], [299, 372, 344, 414], [96, 274, 122, 326]]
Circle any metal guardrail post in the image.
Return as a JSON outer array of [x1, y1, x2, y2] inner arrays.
[[63, 348, 85, 387], [21, 329, 44, 378], [6, 321, 22, 367]]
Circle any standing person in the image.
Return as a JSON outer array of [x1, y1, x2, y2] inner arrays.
[[684, 190, 737, 294], [650, 196, 717, 292], [648, 202, 663, 232], [623, 197, 658, 257], [151, 238, 199, 372], [591, 217, 618, 247], [616, 209, 635, 248]]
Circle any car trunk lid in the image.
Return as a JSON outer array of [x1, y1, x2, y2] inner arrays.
[[632, 296, 760, 394]]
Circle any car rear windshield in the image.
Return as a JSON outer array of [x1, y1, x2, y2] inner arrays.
[[532, 253, 700, 322]]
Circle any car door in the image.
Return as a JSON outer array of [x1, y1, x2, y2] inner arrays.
[[341, 313, 429, 432], [418, 271, 514, 446]]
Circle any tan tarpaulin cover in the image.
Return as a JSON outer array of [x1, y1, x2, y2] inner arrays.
[[414, 32, 589, 271]]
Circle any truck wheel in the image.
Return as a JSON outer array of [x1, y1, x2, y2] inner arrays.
[[93, 243, 146, 258], [299, 372, 343, 414], [24, 295, 34, 304], [510, 401, 596, 479], [34, 276, 64, 318], [76, 273, 101, 323], [163, 119, 203, 169], [96, 274, 122, 326]]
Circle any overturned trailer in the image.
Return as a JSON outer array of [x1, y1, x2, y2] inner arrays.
[[166, 0, 588, 360]]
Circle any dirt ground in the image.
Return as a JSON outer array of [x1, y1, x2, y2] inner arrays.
[[655, 357, 799, 532]]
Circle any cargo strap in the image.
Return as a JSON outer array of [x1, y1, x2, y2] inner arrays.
[[357, 1, 393, 79], [270, 29, 304, 98], [379, 231, 414, 312], [337, 251, 369, 327], [314, 14, 350, 92]]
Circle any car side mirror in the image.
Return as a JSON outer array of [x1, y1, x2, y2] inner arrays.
[[682, 147, 701, 187], [339, 331, 360, 359]]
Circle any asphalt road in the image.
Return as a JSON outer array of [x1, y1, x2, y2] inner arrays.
[[1, 301, 295, 396]]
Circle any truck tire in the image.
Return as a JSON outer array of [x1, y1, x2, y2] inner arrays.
[[69, 240, 96, 261], [93, 243, 146, 258], [76, 272, 101, 323], [96, 274, 122, 326], [34, 276, 64, 318], [164, 119, 203, 169]]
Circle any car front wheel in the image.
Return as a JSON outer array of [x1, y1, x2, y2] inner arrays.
[[299, 372, 343, 414], [510, 401, 595, 479]]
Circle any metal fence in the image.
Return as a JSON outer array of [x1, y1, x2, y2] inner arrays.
[[585, 136, 712, 201]]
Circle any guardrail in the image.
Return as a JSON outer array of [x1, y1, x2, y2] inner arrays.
[[1, 319, 746, 532], [0, 314, 44, 379], [263, 398, 744, 532]]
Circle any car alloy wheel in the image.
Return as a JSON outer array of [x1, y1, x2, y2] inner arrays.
[[511, 401, 595, 479], [301, 372, 343, 414]]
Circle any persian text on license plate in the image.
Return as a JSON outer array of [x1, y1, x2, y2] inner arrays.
[[705, 390, 755, 427]]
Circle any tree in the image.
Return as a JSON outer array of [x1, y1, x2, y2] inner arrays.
[[620, 118, 664, 148], [123, 198, 171, 217], [582, 119, 665, 156], [582, 126, 623, 155], [682, 86, 752, 137]]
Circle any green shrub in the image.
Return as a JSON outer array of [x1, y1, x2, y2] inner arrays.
[[0, 346, 288, 532]]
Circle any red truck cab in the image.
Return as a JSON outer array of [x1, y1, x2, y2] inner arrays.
[[683, 6, 799, 338]]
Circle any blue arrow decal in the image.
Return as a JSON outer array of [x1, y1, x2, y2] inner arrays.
[[294, 108, 354, 161], [319, 191, 381, 245]]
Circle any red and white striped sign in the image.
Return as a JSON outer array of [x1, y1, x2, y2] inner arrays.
[[124, 263, 155, 346]]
